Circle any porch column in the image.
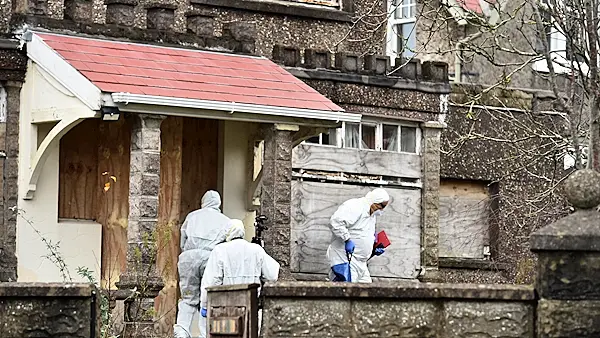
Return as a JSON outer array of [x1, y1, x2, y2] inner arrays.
[[116, 113, 166, 337], [260, 124, 298, 281], [419, 121, 445, 282], [0, 40, 27, 282]]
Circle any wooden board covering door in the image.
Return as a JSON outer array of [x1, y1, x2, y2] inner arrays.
[[290, 180, 421, 279], [156, 117, 220, 335]]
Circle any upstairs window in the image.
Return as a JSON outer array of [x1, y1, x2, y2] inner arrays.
[[387, 0, 417, 61], [535, 0, 585, 73]]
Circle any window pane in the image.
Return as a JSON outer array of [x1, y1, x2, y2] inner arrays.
[[306, 135, 320, 144], [400, 23, 416, 57], [393, 0, 402, 18], [383, 125, 398, 151], [401, 126, 417, 153], [362, 125, 376, 149], [403, 5, 410, 19], [345, 123, 360, 148], [322, 128, 338, 146]]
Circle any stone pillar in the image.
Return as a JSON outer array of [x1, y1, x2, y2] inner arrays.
[[531, 169, 600, 337], [0, 42, 27, 282], [116, 113, 165, 337], [260, 124, 297, 281], [0, 81, 22, 283], [419, 121, 445, 282]]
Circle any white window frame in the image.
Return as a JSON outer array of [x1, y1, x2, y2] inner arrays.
[[533, 0, 587, 74], [304, 121, 421, 154], [378, 122, 422, 154], [386, 0, 417, 63], [304, 131, 341, 147]]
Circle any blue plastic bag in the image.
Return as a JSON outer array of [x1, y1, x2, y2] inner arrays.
[[331, 253, 352, 282]]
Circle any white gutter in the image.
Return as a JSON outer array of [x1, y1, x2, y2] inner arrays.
[[111, 93, 361, 123]]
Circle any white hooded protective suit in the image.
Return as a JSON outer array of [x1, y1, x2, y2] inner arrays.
[[327, 188, 390, 283], [199, 220, 280, 337], [174, 190, 232, 338]]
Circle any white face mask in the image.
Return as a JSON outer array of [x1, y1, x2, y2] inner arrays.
[[373, 209, 384, 217]]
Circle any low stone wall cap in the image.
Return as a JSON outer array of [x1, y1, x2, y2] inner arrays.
[[531, 209, 600, 251], [206, 283, 260, 292], [0, 283, 96, 297], [262, 281, 535, 300]]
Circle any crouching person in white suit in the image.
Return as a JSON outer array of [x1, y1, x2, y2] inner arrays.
[[199, 219, 280, 337]]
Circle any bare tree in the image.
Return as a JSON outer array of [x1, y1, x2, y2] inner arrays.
[[322, 0, 600, 282]]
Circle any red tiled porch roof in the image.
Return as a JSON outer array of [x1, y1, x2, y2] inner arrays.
[[36, 33, 343, 112]]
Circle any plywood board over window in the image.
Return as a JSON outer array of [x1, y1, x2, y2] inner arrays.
[[59, 117, 132, 289], [291, 181, 421, 279], [439, 179, 491, 259]]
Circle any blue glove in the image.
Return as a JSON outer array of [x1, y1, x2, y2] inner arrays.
[[374, 247, 385, 256], [201, 308, 207, 318], [345, 239, 355, 255]]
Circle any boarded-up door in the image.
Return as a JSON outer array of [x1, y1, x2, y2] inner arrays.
[[291, 180, 421, 279], [156, 117, 220, 335]]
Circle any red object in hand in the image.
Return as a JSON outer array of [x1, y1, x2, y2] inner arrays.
[[375, 230, 391, 249]]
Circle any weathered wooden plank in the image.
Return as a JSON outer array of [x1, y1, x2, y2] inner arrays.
[[439, 180, 490, 259], [292, 144, 421, 178], [58, 119, 99, 220], [180, 118, 220, 218], [291, 181, 421, 279], [156, 117, 184, 335], [97, 117, 132, 290]]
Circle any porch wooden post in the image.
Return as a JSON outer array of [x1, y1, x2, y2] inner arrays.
[[260, 124, 297, 281], [116, 113, 166, 337]]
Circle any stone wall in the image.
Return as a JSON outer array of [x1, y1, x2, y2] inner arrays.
[[261, 281, 535, 338], [0, 283, 100, 337], [439, 84, 569, 284], [3, 0, 388, 57]]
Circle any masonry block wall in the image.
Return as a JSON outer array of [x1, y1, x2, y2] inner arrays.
[[0, 42, 26, 282], [0, 283, 100, 337], [260, 125, 295, 281]]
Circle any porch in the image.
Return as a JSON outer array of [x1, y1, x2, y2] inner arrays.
[[14, 31, 358, 335]]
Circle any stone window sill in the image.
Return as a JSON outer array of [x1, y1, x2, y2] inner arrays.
[[439, 257, 509, 271], [190, 0, 353, 22]]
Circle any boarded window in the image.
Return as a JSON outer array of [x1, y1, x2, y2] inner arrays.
[[291, 180, 421, 279], [439, 179, 491, 259], [59, 119, 100, 220]]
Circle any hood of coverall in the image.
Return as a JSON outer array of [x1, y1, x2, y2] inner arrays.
[[365, 188, 390, 205], [201, 190, 222, 210], [225, 219, 246, 241]]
